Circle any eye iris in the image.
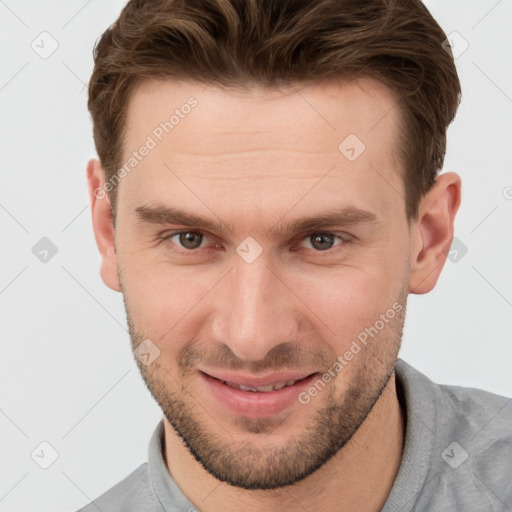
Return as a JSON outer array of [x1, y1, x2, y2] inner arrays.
[[179, 232, 203, 249], [311, 234, 334, 251]]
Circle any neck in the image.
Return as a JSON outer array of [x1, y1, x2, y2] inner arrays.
[[164, 371, 405, 512]]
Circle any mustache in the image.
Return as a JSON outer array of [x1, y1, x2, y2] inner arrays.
[[176, 339, 334, 374]]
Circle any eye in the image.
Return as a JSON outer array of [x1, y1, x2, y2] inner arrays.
[[167, 231, 208, 251], [160, 230, 349, 256], [297, 232, 345, 251]]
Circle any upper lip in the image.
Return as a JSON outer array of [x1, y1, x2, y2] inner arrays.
[[200, 370, 317, 388]]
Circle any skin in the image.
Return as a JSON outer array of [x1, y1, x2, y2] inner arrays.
[[87, 77, 461, 512]]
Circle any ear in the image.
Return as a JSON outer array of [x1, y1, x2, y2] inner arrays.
[[408, 172, 462, 294], [86, 158, 122, 292]]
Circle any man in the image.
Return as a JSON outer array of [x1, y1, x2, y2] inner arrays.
[[80, 0, 512, 510]]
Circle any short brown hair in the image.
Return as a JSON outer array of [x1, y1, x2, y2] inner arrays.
[[88, 0, 461, 221]]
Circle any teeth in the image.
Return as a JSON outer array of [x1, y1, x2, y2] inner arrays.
[[253, 384, 275, 392], [222, 379, 299, 392], [238, 384, 259, 392]]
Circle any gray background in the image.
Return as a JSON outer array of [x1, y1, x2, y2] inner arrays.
[[0, 0, 511, 511]]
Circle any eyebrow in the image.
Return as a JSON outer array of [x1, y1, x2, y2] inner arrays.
[[134, 204, 379, 237]]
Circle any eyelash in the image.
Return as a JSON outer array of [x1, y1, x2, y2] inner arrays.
[[158, 230, 350, 256]]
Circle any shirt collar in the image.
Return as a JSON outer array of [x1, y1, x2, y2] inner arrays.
[[148, 419, 197, 511]]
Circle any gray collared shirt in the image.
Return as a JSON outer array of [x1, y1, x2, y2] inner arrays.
[[76, 359, 512, 511]]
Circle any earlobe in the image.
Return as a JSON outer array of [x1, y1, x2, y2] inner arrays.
[[408, 172, 462, 294], [86, 158, 122, 292]]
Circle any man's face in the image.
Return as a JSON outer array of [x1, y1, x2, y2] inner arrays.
[[113, 77, 412, 489]]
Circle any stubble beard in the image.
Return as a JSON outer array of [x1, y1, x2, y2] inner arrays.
[[122, 284, 407, 490]]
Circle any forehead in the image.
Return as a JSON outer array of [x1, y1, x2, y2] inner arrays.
[[119, 76, 404, 224], [124, 76, 401, 155]]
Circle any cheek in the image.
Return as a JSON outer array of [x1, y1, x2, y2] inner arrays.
[[304, 274, 385, 333], [294, 254, 406, 348], [121, 260, 218, 343]]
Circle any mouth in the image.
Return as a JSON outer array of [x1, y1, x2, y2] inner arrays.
[[199, 371, 320, 417], [215, 375, 313, 392]]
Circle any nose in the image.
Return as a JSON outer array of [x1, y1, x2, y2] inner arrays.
[[211, 252, 298, 362]]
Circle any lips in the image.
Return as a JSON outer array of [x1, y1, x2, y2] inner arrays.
[[199, 370, 320, 418], [200, 370, 316, 389]]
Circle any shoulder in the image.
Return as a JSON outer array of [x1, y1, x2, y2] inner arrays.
[[439, 380, 511, 414], [396, 358, 511, 436], [438, 380, 512, 500], [436, 376, 512, 453], [395, 359, 512, 509], [74, 462, 163, 512]]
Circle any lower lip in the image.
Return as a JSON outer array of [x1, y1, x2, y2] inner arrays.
[[200, 371, 319, 417]]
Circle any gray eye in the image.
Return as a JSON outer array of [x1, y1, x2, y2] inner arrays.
[[300, 233, 343, 251], [175, 232, 204, 250], [310, 234, 335, 251]]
